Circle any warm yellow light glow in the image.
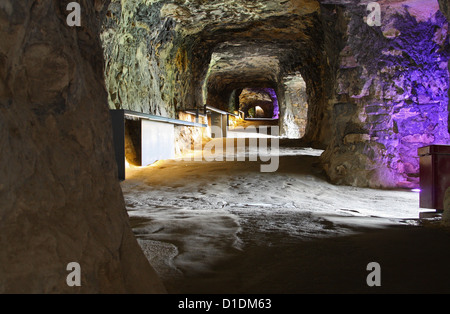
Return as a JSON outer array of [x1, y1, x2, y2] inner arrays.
[[148, 160, 167, 167], [228, 114, 245, 128], [125, 159, 167, 169], [255, 106, 264, 117]]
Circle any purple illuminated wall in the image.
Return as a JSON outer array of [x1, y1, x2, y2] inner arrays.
[[242, 87, 279, 119], [263, 87, 280, 119], [381, 11, 450, 187]]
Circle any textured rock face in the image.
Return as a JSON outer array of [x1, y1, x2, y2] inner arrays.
[[102, 0, 176, 117], [281, 74, 308, 138], [439, 0, 450, 222], [239, 88, 275, 118], [444, 187, 450, 225], [101, 0, 331, 140], [0, 0, 165, 293], [3, 0, 449, 293], [321, 0, 450, 188]]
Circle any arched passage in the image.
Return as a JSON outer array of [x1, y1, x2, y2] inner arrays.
[[239, 87, 279, 119]]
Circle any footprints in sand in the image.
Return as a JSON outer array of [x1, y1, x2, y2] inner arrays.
[[121, 147, 421, 281]]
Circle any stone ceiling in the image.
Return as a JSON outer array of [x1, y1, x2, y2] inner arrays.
[[204, 42, 282, 95], [160, 0, 320, 36]]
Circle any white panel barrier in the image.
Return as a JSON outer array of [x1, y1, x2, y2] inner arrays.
[[141, 119, 175, 166]]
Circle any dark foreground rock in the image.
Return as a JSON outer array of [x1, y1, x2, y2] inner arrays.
[[0, 0, 165, 293]]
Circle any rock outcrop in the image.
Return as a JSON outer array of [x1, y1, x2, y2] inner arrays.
[[320, 0, 449, 188], [0, 0, 165, 293]]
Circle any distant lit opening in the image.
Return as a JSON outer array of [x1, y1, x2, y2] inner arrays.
[[238, 87, 279, 119]]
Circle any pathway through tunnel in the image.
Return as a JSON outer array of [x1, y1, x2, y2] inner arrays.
[[120, 135, 450, 294]]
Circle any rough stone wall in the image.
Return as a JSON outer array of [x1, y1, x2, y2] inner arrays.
[[100, 0, 449, 190], [101, 0, 179, 116], [439, 0, 450, 221], [321, 2, 450, 189], [239, 88, 275, 118], [102, 0, 208, 153], [101, 0, 331, 144], [174, 112, 208, 157], [281, 74, 309, 138], [0, 0, 165, 293]]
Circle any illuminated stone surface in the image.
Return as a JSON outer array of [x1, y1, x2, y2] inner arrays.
[[102, 0, 449, 188], [320, 1, 450, 188], [439, 0, 450, 223], [239, 88, 276, 118]]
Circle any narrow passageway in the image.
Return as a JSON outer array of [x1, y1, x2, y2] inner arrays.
[[121, 135, 450, 293]]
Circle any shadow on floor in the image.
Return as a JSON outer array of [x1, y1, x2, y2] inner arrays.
[[163, 222, 450, 294]]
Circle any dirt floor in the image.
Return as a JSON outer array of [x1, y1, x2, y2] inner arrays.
[[161, 223, 450, 294], [122, 137, 450, 294]]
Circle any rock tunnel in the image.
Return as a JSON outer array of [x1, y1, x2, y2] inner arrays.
[[102, 0, 450, 188], [1, 0, 450, 294]]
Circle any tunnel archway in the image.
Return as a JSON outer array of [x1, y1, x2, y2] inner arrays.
[[199, 38, 326, 140], [238, 87, 279, 119]]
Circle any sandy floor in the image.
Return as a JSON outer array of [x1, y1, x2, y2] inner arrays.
[[121, 137, 450, 294]]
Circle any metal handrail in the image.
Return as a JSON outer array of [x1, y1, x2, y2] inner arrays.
[[205, 105, 239, 117], [120, 109, 207, 127], [244, 117, 278, 121]]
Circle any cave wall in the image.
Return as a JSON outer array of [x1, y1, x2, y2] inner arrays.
[[0, 0, 165, 293], [321, 1, 450, 189], [101, 0, 330, 141], [281, 74, 309, 138], [239, 88, 276, 118], [101, 0, 210, 154], [174, 112, 208, 157], [102, 0, 181, 116], [438, 0, 450, 221]]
